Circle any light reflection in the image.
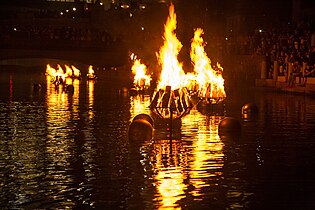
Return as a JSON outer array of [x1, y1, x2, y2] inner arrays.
[[155, 168, 185, 209], [129, 94, 151, 120], [45, 75, 80, 205], [182, 110, 224, 197], [152, 139, 187, 209], [87, 80, 95, 121]]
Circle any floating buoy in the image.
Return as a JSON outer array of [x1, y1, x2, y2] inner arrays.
[[129, 88, 138, 96], [129, 114, 154, 142], [218, 117, 242, 135], [132, 113, 154, 127], [241, 103, 259, 121], [66, 84, 74, 94], [33, 84, 42, 92], [241, 103, 258, 115], [128, 119, 153, 142]]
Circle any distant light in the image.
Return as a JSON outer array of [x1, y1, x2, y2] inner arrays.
[[259, 29, 262, 33], [100, 2, 103, 5], [140, 5, 146, 9], [130, 13, 133, 17], [73, 7, 76, 11], [141, 27, 145, 31], [225, 37, 228, 40], [13, 28, 17, 31], [121, 4, 130, 9], [66, 10, 69, 12], [230, 29, 232, 32], [60, 12, 63, 15]]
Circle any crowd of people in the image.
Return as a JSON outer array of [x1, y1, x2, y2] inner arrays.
[[250, 21, 315, 85], [0, 24, 120, 50]]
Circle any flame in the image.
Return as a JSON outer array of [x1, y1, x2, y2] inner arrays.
[[64, 65, 73, 77], [190, 28, 226, 101], [71, 65, 81, 78], [131, 54, 151, 89], [156, 3, 185, 90], [87, 65, 96, 79]]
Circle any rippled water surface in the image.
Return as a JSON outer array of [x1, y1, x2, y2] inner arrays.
[[1, 69, 315, 209]]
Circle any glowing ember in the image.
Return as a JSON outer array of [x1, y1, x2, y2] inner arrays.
[[190, 28, 226, 103], [130, 53, 151, 90]]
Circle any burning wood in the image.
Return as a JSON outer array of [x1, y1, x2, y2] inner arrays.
[[189, 29, 226, 104], [149, 3, 193, 119], [150, 86, 192, 119]]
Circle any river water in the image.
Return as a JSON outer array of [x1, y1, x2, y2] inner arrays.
[[1, 67, 315, 209]]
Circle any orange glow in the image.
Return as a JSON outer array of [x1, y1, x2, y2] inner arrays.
[[190, 28, 226, 102], [71, 65, 81, 78], [156, 3, 185, 90], [156, 169, 185, 209], [130, 53, 151, 90], [46, 64, 82, 82], [87, 65, 96, 79], [65, 65, 73, 77]]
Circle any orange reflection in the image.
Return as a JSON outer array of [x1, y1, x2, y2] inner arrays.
[[129, 94, 151, 120], [88, 80, 95, 121], [181, 109, 224, 197], [156, 168, 185, 209], [149, 109, 224, 208], [152, 139, 187, 209]]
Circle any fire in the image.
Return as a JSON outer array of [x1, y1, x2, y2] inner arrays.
[[46, 64, 66, 83], [190, 28, 226, 102], [87, 65, 96, 79], [71, 65, 81, 78], [156, 3, 185, 90], [131, 54, 151, 90]]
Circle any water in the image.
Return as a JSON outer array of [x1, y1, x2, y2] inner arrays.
[[1, 67, 315, 209]]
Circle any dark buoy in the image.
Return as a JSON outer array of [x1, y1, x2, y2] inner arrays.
[[241, 103, 259, 115], [133, 113, 154, 127], [66, 84, 74, 94], [218, 117, 242, 135], [129, 88, 138, 96], [129, 114, 154, 142], [33, 84, 42, 92], [128, 119, 153, 142], [242, 103, 259, 121]]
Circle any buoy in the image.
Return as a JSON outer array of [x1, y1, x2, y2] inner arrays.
[[66, 84, 74, 94], [33, 84, 42, 92], [128, 119, 153, 142], [129, 114, 154, 142], [241, 103, 259, 121], [241, 103, 258, 115], [218, 117, 242, 135], [129, 88, 138, 96], [132, 113, 154, 127]]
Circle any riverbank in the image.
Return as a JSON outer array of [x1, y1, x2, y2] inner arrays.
[[255, 76, 315, 95]]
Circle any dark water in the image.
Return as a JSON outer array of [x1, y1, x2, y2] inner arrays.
[[1, 68, 315, 209]]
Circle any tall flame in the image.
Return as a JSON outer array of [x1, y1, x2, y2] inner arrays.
[[156, 3, 185, 90], [131, 55, 151, 88], [190, 28, 226, 100]]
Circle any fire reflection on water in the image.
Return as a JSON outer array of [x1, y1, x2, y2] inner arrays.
[[129, 94, 151, 120], [129, 91, 225, 209], [45, 75, 96, 206]]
